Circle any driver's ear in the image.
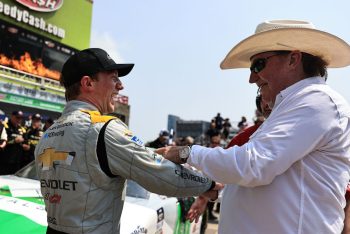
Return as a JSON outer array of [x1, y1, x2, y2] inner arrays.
[[80, 76, 94, 91]]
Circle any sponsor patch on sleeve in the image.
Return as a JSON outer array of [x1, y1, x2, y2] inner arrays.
[[130, 135, 144, 146], [152, 152, 163, 165]]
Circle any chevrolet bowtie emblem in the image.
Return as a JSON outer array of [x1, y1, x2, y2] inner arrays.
[[38, 148, 75, 170]]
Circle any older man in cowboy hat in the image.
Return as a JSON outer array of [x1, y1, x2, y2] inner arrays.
[[160, 20, 350, 233]]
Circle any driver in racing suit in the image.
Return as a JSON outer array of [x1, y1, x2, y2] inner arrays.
[[35, 48, 219, 234]]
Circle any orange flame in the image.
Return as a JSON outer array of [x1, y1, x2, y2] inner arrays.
[[0, 52, 60, 80]]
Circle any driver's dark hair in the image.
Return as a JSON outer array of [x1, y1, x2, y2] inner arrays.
[[64, 73, 99, 101]]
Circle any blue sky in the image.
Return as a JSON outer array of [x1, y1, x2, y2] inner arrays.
[[90, 0, 350, 142]]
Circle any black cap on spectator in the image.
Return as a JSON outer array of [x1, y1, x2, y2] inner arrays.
[[60, 48, 134, 88], [32, 113, 42, 120], [12, 110, 23, 117], [159, 130, 170, 137]]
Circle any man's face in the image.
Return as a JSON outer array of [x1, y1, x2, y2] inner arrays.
[[210, 135, 221, 148], [11, 115, 22, 126], [249, 51, 289, 103], [159, 136, 169, 145], [91, 71, 124, 114], [32, 119, 41, 129]]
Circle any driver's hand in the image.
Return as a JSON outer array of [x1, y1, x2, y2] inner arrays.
[[186, 196, 208, 223]]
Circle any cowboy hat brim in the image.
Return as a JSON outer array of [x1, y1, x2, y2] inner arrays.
[[220, 28, 350, 69]]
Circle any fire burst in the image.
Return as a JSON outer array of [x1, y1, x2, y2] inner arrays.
[[0, 52, 60, 80]]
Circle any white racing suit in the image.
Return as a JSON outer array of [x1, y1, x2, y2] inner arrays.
[[35, 100, 214, 234]]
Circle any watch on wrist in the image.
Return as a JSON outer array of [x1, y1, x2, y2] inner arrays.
[[179, 146, 191, 163]]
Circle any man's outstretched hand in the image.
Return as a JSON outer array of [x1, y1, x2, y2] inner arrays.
[[155, 146, 185, 164], [186, 196, 209, 223], [187, 183, 224, 223]]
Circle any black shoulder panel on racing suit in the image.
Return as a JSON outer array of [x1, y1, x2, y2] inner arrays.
[[96, 119, 117, 178]]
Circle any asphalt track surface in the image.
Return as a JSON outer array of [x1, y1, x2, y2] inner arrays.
[[205, 211, 219, 234]]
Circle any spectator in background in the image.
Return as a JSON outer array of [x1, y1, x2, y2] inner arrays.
[[237, 116, 248, 133], [206, 121, 219, 140], [184, 136, 194, 146], [146, 130, 170, 149], [214, 113, 224, 131], [0, 119, 7, 152], [222, 118, 232, 140], [25, 114, 32, 128], [43, 118, 54, 131], [22, 113, 43, 168], [174, 136, 194, 146], [0, 110, 27, 175]]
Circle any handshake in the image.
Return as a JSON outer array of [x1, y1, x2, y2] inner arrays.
[[156, 146, 224, 218], [155, 146, 192, 164]]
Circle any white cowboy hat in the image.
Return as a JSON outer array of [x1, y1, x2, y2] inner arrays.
[[220, 20, 350, 69]]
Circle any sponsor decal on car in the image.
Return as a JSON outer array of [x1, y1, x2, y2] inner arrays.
[[131, 225, 147, 234], [156, 207, 164, 232], [157, 207, 164, 222], [0, 195, 47, 226]]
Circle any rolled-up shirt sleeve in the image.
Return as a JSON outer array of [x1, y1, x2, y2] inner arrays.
[[188, 90, 341, 187]]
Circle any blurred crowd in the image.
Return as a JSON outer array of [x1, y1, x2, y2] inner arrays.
[[146, 112, 264, 151], [0, 110, 54, 175]]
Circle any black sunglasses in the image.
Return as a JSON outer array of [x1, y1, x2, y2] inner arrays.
[[250, 53, 283, 73]]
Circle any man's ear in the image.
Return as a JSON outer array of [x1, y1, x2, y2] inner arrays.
[[80, 76, 94, 91], [288, 51, 302, 68]]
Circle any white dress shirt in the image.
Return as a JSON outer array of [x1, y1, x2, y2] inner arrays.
[[188, 77, 350, 234]]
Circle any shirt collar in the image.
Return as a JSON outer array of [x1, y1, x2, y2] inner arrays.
[[62, 100, 99, 115], [274, 76, 325, 107]]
